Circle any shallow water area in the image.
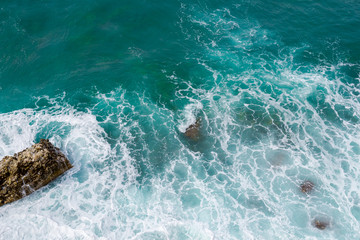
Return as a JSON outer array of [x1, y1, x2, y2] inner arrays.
[[1, 0, 360, 239]]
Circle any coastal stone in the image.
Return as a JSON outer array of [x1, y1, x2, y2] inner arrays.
[[313, 219, 328, 230], [0, 139, 72, 207], [300, 180, 314, 194], [185, 119, 201, 141]]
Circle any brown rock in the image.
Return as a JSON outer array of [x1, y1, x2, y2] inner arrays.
[[0, 139, 72, 207], [184, 119, 201, 141], [313, 219, 328, 230], [300, 180, 314, 194]]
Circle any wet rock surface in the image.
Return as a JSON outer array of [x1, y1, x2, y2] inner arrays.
[[0, 139, 72, 207], [313, 219, 329, 230], [300, 180, 314, 194], [184, 119, 201, 141]]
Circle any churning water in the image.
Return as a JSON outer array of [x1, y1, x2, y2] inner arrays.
[[0, 0, 360, 239]]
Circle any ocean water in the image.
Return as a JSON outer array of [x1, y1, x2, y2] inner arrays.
[[0, 0, 360, 239]]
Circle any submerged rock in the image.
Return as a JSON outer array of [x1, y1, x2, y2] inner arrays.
[[184, 119, 201, 141], [300, 180, 314, 194], [0, 139, 72, 207], [313, 219, 328, 230]]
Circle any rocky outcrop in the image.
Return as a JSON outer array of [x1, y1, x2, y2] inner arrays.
[[0, 139, 72, 207], [313, 219, 328, 230], [184, 119, 201, 141], [300, 180, 314, 194]]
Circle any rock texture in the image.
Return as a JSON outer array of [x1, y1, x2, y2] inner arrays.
[[300, 180, 314, 194], [313, 219, 328, 230], [0, 139, 72, 207], [185, 119, 201, 141]]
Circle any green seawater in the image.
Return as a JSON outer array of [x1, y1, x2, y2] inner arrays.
[[0, 0, 359, 239]]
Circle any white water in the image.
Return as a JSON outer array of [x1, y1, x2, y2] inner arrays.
[[1, 5, 360, 240]]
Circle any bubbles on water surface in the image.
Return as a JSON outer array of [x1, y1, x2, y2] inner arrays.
[[174, 4, 360, 239], [0, 2, 360, 240]]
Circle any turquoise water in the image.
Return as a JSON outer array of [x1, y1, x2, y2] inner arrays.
[[0, 0, 360, 239]]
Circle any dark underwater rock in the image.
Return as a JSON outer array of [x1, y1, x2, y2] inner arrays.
[[313, 219, 328, 230], [0, 139, 72, 207], [184, 119, 201, 141], [300, 180, 314, 194]]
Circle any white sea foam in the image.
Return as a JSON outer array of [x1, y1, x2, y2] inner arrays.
[[1, 4, 360, 240], [173, 4, 360, 239], [177, 101, 203, 133], [1, 74, 360, 239], [0, 92, 139, 239]]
